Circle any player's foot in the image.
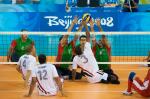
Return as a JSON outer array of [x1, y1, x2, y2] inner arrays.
[[100, 79, 109, 84], [63, 76, 69, 80], [123, 90, 133, 96], [111, 80, 120, 84], [139, 64, 148, 67]]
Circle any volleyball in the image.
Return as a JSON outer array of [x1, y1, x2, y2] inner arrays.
[[82, 13, 91, 23]]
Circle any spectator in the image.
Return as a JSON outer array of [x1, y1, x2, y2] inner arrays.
[[122, 0, 139, 12]]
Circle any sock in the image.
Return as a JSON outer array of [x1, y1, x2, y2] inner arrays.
[[128, 72, 136, 81], [127, 80, 132, 92]]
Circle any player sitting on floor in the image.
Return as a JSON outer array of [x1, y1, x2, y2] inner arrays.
[[16, 45, 36, 86], [25, 54, 64, 97], [90, 18, 120, 84], [72, 20, 119, 84], [123, 69, 150, 97]]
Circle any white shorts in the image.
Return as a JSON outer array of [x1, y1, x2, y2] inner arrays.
[[86, 71, 108, 83]]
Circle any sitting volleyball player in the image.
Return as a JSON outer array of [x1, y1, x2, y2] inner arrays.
[[16, 45, 36, 86], [25, 54, 64, 97], [56, 16, 83, 80], [72, 21, 118, 84], [123, 69, 150, 97], [89, 18, 120, 84]]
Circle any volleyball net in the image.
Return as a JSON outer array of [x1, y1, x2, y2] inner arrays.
[[0, 32, 150, 65]]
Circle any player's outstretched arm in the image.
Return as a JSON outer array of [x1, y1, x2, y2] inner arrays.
[[7, 47, 12, 62], [25, 77, 36, 97], [16, 65, 22, 73], [31, 41, 36, 57], [68, 16, 78, 32], [89, 19, 94, 32], [54, 77, 65, 96], [24, 70, 31, 87], [73, 16, 79, 42], [7, 40, 17, 62], [72, 69, 77, 81], [61, 16, 78, 46], [96, 19, 103, 32], [83, 21, 90, 42]]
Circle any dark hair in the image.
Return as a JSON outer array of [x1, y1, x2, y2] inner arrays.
[[38, 54, 46, 64], [59, 35, 64, 42], [75, 46, 82, 55], [21, 29, 28, 32], [102, 35, 106, 38], [79, 35, 87, 40]]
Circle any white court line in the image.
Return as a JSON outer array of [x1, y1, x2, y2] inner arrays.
[[0, 90, 125, 93], [0, 69, 148, 72], [0, 79, 128, 82]]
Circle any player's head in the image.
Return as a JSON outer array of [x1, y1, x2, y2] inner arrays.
[[102, 35, 106, 39], [92, 37, 96, 46], [21, 29, 28, 41], [79, 35, 87, 46], [38, 54, 46, 64], [101, 35, 108, 46], [98, 40, 103, 48], [26, 45, 33, 53], [75, 46, 83, 55]]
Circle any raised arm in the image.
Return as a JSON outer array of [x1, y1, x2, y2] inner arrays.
[[61, 16, 78, 46], [72, 16, 79, 42], [83, 21, 90, 42], [96, 19, 103, 32], [89, 19, 94, 32], [31, 41, 36, 57]]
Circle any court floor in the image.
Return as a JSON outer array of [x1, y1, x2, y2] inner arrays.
[[0, 64, 149, 99]]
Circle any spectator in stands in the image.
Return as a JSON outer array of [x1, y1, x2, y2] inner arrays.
[[32, 0, 40, 4], [7, 29, 36, 62], [16, 0, 24, 4], [122, 0, 139, 12]]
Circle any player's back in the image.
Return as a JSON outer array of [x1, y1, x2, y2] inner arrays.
[[34, 63, 59, 96], [18, 54, 36, 77]]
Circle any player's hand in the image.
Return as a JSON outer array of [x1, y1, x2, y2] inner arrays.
[[24, 94, 31, 97], [89, 19, 94, 28], [96, 19, 101, 27], [61, 91, 67, 97], [68, 65, 72, 71], [24, 81, 29, 88], [72, 16, 78, 24], [7, 58, 10, 62]]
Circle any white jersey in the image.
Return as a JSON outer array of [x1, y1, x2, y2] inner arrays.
[[73, 42, 108, 83], [18, 54, 36, 81], [32, 63, 59, 96]]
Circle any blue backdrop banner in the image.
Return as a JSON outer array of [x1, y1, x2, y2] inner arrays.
[[0, 12, 150, 31]]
